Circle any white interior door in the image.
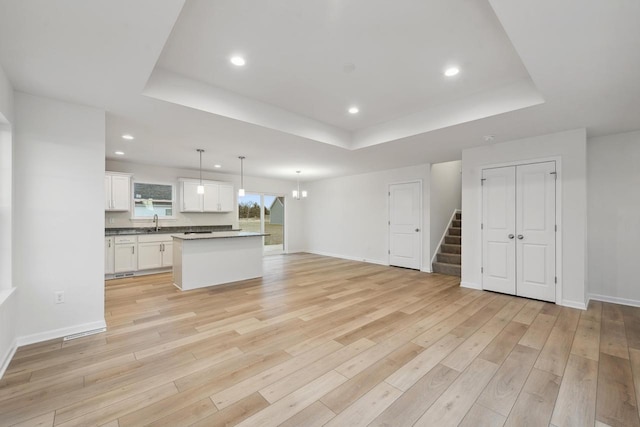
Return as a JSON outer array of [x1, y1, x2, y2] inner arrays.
[[482, 162, 557, 303], [516, 162, 556, 302], [482, 167, 516, 295], [389, 182, 421, 270]]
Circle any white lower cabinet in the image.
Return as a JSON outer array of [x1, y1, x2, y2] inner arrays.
[[114, 235, 138, 273], [107, 234, 173, 276], [105, 237, 115, 274], [137, 234, 173, 270]]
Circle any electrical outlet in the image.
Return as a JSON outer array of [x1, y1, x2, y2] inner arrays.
[[54, 291, 65, 304]]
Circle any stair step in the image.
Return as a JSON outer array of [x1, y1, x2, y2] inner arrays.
[[455, 212, 462, 220], [452, 219, 462, 228], [432, 262, 461, 277], [441, 244, 461, 254], [444, 235, 461, 245], [437, 252, 461, 264], [448, 227, 461, 236]]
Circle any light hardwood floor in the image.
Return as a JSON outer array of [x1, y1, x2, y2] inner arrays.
[[1, 253, 640, 427]]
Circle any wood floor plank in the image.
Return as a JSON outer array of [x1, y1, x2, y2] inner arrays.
[[504, 367, 561, 427], [534, 308, 580, 377], [385, 333, 463, 392], [0, 254, 637, 427], [596, 353, 640, 427], [237, 371, 347, 427], [519, 313, 558, 350], [320, 342, 422, 414], [550, 354, 598, 427], [413, 358, 499, 426], [630, 348, 640, 423], [601, 317, 630, 359], [278, 401, 335, 427], [323, 381, 402, 427], [211, 340, 343, 409], [370, 364, 459, 427], [476, 344, 538, 417], [459, 403, 506, 427]]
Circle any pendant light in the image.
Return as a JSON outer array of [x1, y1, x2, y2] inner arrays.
[[292, 170, 308, 200], [196, 149, 205, 194], [238, 156, 246, 197]]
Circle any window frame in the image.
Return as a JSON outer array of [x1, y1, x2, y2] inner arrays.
[[130, 181, 177, 221]]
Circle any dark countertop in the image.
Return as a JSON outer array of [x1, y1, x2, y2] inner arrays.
[[173, 231, 268, 240], [105, 225, 236, 236]]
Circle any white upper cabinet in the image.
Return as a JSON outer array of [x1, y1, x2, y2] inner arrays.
[[180, 179, 234, 213], [181, 181, 204, 212], [105, 172, 131, 211]]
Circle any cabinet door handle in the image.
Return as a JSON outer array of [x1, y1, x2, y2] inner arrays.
[[161, 243, 164, 252], [517, 234, 524, 240], [508, 234, 514, 239], [131, 246, 135, 254]]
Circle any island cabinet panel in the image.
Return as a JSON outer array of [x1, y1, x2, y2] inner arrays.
[[172, 233, 265, 291]]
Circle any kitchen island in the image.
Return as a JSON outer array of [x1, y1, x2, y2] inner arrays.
[[172, 231, 268, 291]]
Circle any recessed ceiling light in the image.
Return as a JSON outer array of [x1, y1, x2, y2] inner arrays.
[[444, 67, 460, 77], [348, 106, 359, 114], [230, 56, 246, 66], [122, 134, 134, 140], [115, 151, 125, 155], [213, 164, 222, 168], [483, 135, 495, 142]]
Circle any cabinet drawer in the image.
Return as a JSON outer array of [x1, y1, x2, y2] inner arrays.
[[114, 235, 137, 244], [138, 234, 174, 243]]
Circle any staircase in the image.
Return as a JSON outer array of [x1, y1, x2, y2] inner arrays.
[[432, 211, 461, 277]]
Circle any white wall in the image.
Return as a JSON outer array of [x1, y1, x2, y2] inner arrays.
[[303, 164, 431, 270], [106, 160, 305, 253], [0, 63, 15, 378], [14, 92, 106, 343], [430, 160, 462, 262], [0, 63, 12, 125], [461, 129, 587, 308], [587, 130, 640, 306]]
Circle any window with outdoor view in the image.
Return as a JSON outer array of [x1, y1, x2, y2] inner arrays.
[[133, 182, 174, 218]]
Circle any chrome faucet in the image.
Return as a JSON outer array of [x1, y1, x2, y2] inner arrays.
[[153, 214, 160, 231]]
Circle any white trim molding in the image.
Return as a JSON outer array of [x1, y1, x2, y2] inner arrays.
[[305, 251, 388, 267], [460, 281, 482, 290], [559, 299, 587, 310], [0, 338, 17, 379], [589, 293, 640, 309], [16, 319, 107, 347]]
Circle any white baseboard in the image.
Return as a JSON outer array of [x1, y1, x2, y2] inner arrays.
[[0, 339, 17, 379], [306, 251, 388, 267], [560, 299, 587, 310], [16, 319, 107, 347], [421, 268, 433, 273], [589, 293, 640, 308], [460, 281, 482, 290]]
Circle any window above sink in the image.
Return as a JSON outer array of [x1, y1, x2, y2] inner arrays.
[[132, 182, 175, 219]]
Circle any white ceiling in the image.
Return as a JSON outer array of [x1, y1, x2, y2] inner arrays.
[[0, 0, 639, 181]]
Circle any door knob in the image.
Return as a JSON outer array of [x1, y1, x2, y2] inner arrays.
[[415, 228, 420, 232], [508, 234, 514, 239], [517, 234, 524, 240]]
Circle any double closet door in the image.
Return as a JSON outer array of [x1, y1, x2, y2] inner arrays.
[[482, 161, 557, 302]]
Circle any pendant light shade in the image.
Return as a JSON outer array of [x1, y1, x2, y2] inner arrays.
[[238, 156, 246, 197], [196, 149, 205, 194], [292, 171, 307, 200]]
